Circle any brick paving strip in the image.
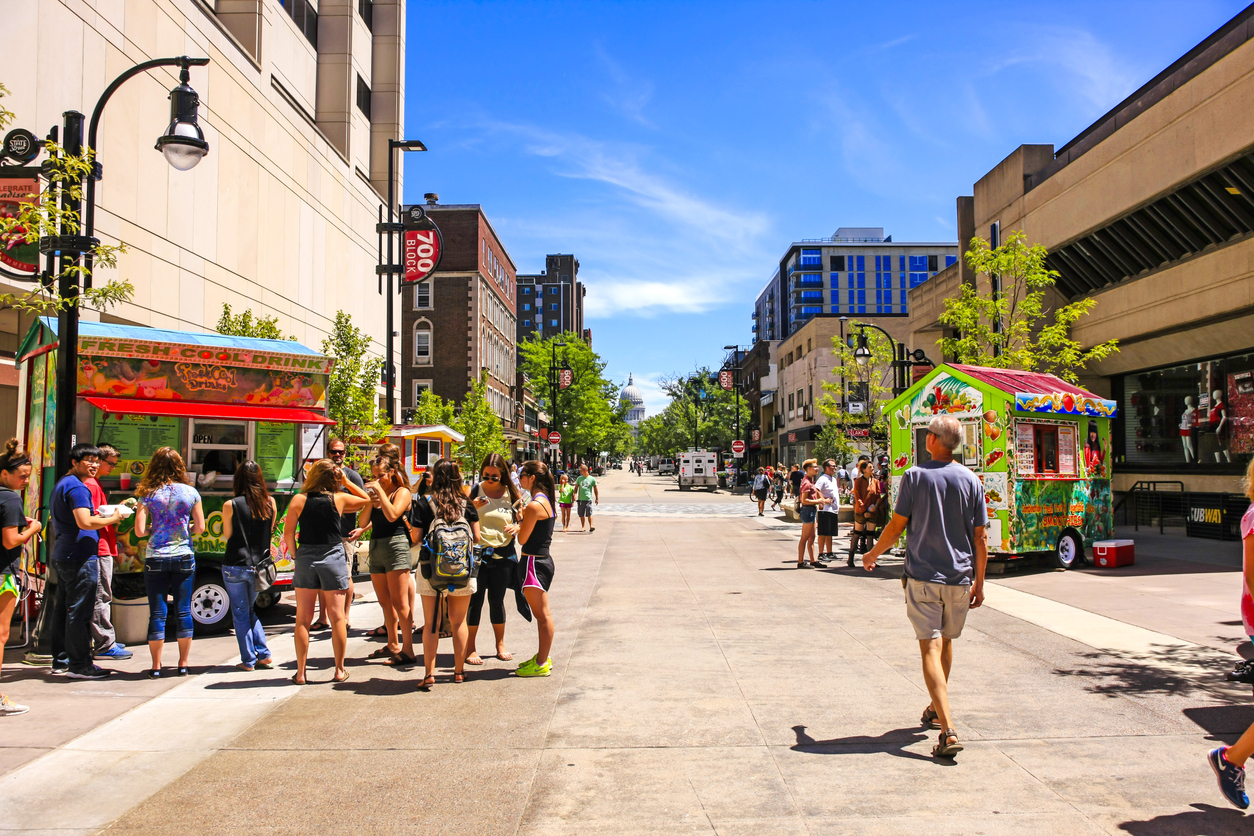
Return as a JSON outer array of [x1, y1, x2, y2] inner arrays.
[[2, 475, 1252, 834]]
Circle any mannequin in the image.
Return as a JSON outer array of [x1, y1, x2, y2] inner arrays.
[[1180, 396, 1196, 463], [1210, 389, 1231, 462]]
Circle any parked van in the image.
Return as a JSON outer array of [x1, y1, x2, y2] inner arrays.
[[678, 451, 718, 490], [658, 457, 676, 475]]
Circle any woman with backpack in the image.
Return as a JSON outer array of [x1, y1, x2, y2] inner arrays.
[[506, 460, 557, 678], [411, 458, 480, 688], [357, 454, 417, 667], [220, 461, 277, 672], [466, 452, 520, 666], [283, 459, 372, 685]]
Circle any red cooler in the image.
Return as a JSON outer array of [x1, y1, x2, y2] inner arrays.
[[1093, 540, 1135, 568]]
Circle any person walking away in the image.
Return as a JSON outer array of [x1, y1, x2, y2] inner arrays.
[[848, 461, 875, 567], [86, 444, 131, 661], [862, 415, 987, 760], [358, 455, 417, 667], [466, 453, 520, 665], [796, 460, 824, 568], [771, 469, 784, 511], [0, 440, 42, 713], [788, 464, 803, 501], [575, 464, 599, 533], [134, 447, 204, 678], [752, 468, 771, 516], [49, 444, 125, 680], [410, 458, 480, 688], [814, 460, 840, 562], [220, 461, 276, 672], [556, 474, 575, 533], [1208, 456, 1254, 809], [313, 438, 365, 632], [283, 459, 371, 684], [507, 461, 557, 677]]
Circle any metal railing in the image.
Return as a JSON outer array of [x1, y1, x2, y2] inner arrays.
[[1113, 481, 1186, 532]]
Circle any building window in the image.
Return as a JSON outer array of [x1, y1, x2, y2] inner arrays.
[[522, 287, 531, 295], [830, 254, 845, 272], [550, 319, 558, 327], [1033, 426, 1059, 474], [523, 319, 531, 327], [946, 255, 957, 268], [356, 75, 371, 120], [357, 0, 372, 30], [413, 321, 432, 365], [928, 254, 939, 272], [522, 303, 530, 311], [551, 287, 560, 294], [414, 281, 430, 310], [412, 379, 431, 404], [800, 248, 821, 266], [550, 303, 558, 311], [280, 0, 318, 47]]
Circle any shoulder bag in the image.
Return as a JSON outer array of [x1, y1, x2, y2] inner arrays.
[[234, 497, 277, 592]]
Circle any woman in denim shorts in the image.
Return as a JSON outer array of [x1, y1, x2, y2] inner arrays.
[[134, 448, 205, 678], [282, 459, 371, 685], [796, 460, 823, 568]]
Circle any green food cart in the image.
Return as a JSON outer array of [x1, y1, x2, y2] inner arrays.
[[885, 364, 1116, 569], [17, 318, 336, 633]]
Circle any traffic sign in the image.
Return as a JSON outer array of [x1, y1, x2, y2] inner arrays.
[[731, 440, 745, 457], [548, 431, 562, 445], [718, 370, 734, 391]]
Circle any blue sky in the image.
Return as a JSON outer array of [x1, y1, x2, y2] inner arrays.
[[402, 0, 1245, 417]]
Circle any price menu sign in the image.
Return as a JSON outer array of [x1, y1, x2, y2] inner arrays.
[[1016, 424, 1036, 476], [256, 422, 295, 482], [93, 413, 181, 475]]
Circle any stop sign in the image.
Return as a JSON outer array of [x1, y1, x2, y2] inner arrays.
[[731, 440, 745, 454], [549, 431, 562, 445]]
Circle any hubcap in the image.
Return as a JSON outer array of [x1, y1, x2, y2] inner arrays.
[[1058, 537, 1076, 565], [192, 584, 228, 624]]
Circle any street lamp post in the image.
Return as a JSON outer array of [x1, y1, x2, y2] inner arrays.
[[723, 344, 748, 479], [378, 139, 426, 424], [549, 340, 567, 469], [52, 56, 210, 475], [851, 323, 933, 396]]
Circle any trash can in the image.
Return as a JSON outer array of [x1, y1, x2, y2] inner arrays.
[[112, 597, 149, 645]]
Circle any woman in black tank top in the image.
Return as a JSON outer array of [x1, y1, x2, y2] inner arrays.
[[220, 461, 278, 671], [508, 461, 558, 678], [282, 458, 371, 685]]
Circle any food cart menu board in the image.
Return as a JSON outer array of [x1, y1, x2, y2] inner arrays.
[[256, 422, 295, 482], [93, 413, 181, 473], [1057, 426, 1077, 476], [1016, 423, 1036, 476]]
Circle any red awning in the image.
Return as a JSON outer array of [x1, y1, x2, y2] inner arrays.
[[84, 396, 335, 425]]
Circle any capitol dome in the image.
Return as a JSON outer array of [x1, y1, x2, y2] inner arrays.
[[620, 373, 646, 428]]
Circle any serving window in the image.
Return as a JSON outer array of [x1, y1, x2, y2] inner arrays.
[[1017, 422, 1077, 478], [189, 420, 251, 485]]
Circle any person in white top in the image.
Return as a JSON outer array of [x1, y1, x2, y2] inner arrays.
[[814, 460, 841, 564]]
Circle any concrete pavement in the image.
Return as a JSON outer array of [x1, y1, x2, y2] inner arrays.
[[2, 467, 1252, 834]]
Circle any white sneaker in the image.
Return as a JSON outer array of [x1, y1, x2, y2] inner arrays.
[[0, 694, 30, 716]]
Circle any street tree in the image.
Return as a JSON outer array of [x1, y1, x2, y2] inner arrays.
[[817, 326, 895, 458], [409, 387, 456, 428], [452, 371, 508, 473], [658, 367, 751, 451], [321, 310, 389, 457], [216, 304, 295, 341], [939, 230, 1119, 383], [517, 332, 621, 460], [0, 82, 133, 316]]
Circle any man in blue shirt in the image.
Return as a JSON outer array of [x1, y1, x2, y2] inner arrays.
[[862, 415, 988, 761], [49, 444, 124, 680]]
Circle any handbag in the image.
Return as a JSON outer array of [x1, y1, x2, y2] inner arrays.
[[234, 497, 277, 592]]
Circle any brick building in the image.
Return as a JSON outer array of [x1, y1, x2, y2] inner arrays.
[[517, 254, 590, 346], [400, 198, 518, 433]]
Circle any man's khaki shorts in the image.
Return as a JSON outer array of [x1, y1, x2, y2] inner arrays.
[[904, 578, 971, 641]]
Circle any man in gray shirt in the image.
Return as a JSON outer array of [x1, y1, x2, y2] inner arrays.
[[863, 415, 988, 760]]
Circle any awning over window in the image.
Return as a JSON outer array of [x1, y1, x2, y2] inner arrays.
[[83, 396, 335, 425]]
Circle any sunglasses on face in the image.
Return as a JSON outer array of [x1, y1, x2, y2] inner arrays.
[[482, 474, 501, 482], [329, 449, 346, 456]]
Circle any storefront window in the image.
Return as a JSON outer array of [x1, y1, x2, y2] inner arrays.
[[1116, 350, 1254, 469]]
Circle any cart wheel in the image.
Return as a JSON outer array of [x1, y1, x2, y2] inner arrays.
[[254, 590, 280, 610], [1053, 530, 1084, 570], [190, 572, 231, 635]]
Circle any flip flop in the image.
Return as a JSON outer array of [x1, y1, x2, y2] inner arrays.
[[497, 651, 514, 661], [418, 675, 435, 691], [309, 622, 330, 631], [332, 670, 351, 683], [367, 647, 396, 660], [465, 655, 485, 666], [383, 652, 416, 667], [291, 674, 305, 685], [255, 659, 274, 670], [369, 626, 389, 638]]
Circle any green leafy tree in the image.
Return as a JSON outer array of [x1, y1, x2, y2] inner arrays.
[[216, 303, 295, 341], [939, 230, 1119, 383], [0, 82, 133, 315], [452, 371, 507, 472], [517, 332, 622, 459], [321, 310, 388, 455], [813, 422, 858, 466], [636, 411, 686, 456], [818, 326, 894, 456], [658, 367, 751, 450], [410, 388, 456, 428]]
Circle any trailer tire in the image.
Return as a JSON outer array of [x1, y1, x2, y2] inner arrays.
[[1053, 530, 1084, 570], [679, 484, 690, 491], [190, 571, 232, 635]]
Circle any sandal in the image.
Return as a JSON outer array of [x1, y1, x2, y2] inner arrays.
[[932, 728, 963, 759], [369, 626, 389, 638], [497, 651, 514, 661], [332, 670, 351, 683], [367, 647, 396, 660], [453, 671, 465, 683], [291, 674, 306, 685], [465, 655, 485, 666], [309, 622, 330, 632], [383, 652, 416, 667], [418, 674, 435, 691], [255, 658, 274, 670], [921, 706, 940, 730]]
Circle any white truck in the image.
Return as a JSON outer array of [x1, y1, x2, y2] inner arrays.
[[678, 451, 718, 491], [657, 457, 676, 476]]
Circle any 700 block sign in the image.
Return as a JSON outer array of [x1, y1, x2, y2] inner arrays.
[[402, 205, 444, 284]]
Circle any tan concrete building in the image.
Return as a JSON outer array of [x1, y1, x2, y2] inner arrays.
[[0, 0, 406, 437], [909, 5, 1254, 494]]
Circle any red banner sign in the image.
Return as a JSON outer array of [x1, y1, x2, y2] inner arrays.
[[718, 370, 733, 391], [402, 205, 443, 284], [848, 428, 870, 438], [788, 433, 796, 442], [751, 429, 760, 442], [559, 369, 573, 389]]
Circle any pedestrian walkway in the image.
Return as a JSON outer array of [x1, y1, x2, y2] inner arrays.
[[595, 503, 761, 517]]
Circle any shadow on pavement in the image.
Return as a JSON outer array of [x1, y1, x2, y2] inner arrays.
[[790, 724, 937, 763], [1051, 644, 1238, 698], [1117, 803, 1248, 835], [1183, 705, 1254, 739]]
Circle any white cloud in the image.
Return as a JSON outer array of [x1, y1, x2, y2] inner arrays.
[[593, 43, 657, 128]]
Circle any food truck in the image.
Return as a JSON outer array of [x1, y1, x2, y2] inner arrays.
[[17, 318, 336, 633], [386, 424, 464, 485], [886, 364, 1116, 569]]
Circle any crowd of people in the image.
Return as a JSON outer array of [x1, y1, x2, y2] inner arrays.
[[0, 438, 567, 715]]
